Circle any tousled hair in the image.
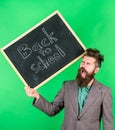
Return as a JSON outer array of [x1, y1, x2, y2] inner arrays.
[[83, 48, 104, 67]]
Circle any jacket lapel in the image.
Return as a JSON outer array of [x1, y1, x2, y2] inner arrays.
[[70, 81, 79, 117], [78, 80, 100, 118]]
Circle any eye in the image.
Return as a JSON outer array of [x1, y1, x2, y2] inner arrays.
[[81, 61, 85, 64], [87, 63, 90, 65]]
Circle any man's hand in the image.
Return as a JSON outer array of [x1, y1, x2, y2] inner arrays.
[[24, 86, 40, 100]]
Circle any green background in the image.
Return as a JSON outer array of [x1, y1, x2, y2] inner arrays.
[[0, 0, 115, 130]]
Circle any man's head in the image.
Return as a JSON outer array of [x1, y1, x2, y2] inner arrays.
[[76, 48, 104, 87]]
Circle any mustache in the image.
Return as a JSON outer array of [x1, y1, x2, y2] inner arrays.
[[79, 67, 88, 75]]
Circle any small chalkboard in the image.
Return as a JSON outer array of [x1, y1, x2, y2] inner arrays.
[[1, 11, 86, 89]]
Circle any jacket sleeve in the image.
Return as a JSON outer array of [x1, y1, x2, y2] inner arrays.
[[32, 83, 65, 116], [102, 88, 114, 130]]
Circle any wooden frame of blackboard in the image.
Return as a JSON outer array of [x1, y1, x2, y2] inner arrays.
[[1, 10, 86, 89]]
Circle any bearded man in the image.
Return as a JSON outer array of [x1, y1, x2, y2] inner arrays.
[[24, 48, 114, 130]]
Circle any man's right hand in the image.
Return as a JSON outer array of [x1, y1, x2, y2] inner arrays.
[[24, 86, 40, 100]]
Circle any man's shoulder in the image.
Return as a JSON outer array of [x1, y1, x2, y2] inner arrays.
[[62, 80, 77, 89], [94, 79, 111, 92], [63, 80, 76, 85]]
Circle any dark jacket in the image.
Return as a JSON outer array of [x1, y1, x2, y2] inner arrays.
[[33, 80, 114, 130]]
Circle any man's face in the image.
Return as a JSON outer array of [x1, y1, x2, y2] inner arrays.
[[76, 56, 99, 87], [80, 56, 99, 78]]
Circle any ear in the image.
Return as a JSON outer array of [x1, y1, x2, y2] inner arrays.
[[94, 67, 100, 74]]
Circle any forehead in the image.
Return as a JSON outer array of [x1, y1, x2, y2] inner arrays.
[[82, 56, 96, 63]]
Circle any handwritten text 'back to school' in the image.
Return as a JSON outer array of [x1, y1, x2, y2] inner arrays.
[[17, 27, 66, 74]]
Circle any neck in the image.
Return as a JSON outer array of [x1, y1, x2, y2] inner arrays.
[[88, 78, 94, 86]]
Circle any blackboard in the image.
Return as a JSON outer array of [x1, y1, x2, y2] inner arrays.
[[1, 11, 86, 89]]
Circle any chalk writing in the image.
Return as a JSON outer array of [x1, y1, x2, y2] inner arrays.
[[42, 27, 58, 44], [17, 27, 65, 74], [17, 44, 32, 59], [17, 27, 58, 59], [31, 45, 65, 73]]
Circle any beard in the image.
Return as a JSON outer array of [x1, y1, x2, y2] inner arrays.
[[76, 67, 95, 87]]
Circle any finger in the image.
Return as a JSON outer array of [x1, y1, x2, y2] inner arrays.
[[24, 86, 30, 90]]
